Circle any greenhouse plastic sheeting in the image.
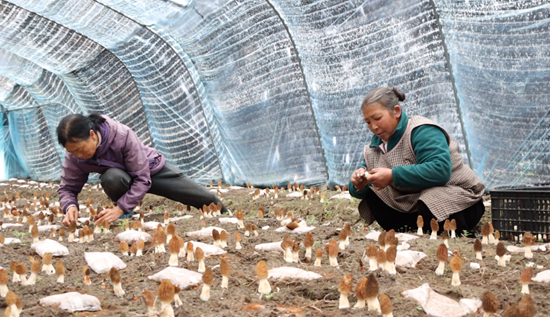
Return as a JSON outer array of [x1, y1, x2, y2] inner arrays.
[[0, 0, 548, 189]]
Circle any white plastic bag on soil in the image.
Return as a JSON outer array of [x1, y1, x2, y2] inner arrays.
[[396, 250, 426, 268], [40, 292, 101, 312], [37, 225, 59, 233], [168, 215, 193, 222], [148, 267, 203, 290], [402, 283, 481, 317], [116, 230, 152, 244], [329, 192, 352, 200], [532, 270, 550, 282], [186, 227, 227, 239], [32, 239, 69, 257], [84, 252, 127, 274], [142, 221, 164, 231], [255, 241, 284, 253], [4, 238, 21, 244], [268, 267, 322, 280], [184, 241, 226, 256], [1, 223, 23, 229], [218, 217, 239, 224]]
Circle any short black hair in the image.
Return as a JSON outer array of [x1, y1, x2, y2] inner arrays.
[[56, 113, 105, 146]]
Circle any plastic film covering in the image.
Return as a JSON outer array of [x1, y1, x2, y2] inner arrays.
[[434, 1, 550, 188], [0, 0, 548, 189]]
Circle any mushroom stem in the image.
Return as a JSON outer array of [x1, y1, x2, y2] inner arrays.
[[56, 275, 64, 284], [451, 272, 461, 286], [221, 276, 229, 288], [368, 258, 378, 271], [200, 284, 211, 301], [354, 299, 366, 309], [366, 297, 381, 313], [497, 255, 506, 267], [435, 261, 445, 276], [169, 254, 178, 267], [338, 293, 350, 309], [417, 227, 423, 235], [521, 283, 530, 295], [159, 301, 175, 317], [113, 282, 125, 297], [0, 284, 8, 297], [258, 278, 271, 294], [524, 246, 533, 259]]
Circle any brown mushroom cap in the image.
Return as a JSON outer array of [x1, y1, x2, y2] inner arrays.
[[120, 241, 129, 252], [304, 232, 314, 248], [441, 230, 449, 240], [220, 258, 231, 277], [55, 261, 65, 275], [482, 223, 491, 237], [255, 260, 268, 279], [449, 219, 457, 231], [195, 247, 205, 261], [430, 218, 439, 232], [417, 215, 424, 227], [378, 231, 386, 248], [520, 267, 533, 284], [142, 289, 156, 308], [523, 232, 535, 247], [202, 267, 213, 285], [365, 273, 379, 298], [377, 248, 387, 263], [338, 273, 353, 296], [437, 244, 448, 261], [386, 245, 397, 262], [15, 263, 27, 275], [42, 253, 53, 265], [443, 219, 451, 231], [494, 230, 501, 240], [212, 229, 220, 241], [379, 293, 393, 314], [366, 243, 378, 258], [169, 236, 180, 254], [158, 279, 175, 303], [327, 240, 338, 258], [315, 248, 323, 258], [450, 253, 462, 272], [474, 239, 482, 252], [518, 294, 536, 317], [110, 267, 121, 284], [220, 230, 227, 242], [385, 229, 396, 246], [481, 291, 499, 313], [355, 277, 367, 300], [496, 242, 506, 257], [234, 232, 241, 242], [166, 223, 176, 236], [0, 269, 8, 284]]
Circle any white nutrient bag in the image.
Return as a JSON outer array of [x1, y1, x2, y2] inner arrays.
[[268, 267, 322, 280], [116, 230, 152, 244], [84, 252, 127, 274], [148, 267, 203, 290], [32, 239, 69, 257], [40, 292, 101, 312]]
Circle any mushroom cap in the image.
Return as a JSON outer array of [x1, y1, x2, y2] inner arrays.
[[142, 289, 156, 307], [379, 293, 393, 314], [245, 223, 251, 231], [220, 230, 227, 241], [523, 232, 535, 246], [169, 236, 180, 254], [338, 273, 353, 296], [304, 232, 314, 248], [482, 222, 491, 237], [202, 267, 213, 285], [83, 266, 90, 276], [186, 241, 194, 252], [5, 291, 19, 306], [286, 222, 299, 230], [338, 228, 348, 241], [315, 248, 323, 258], [256, 260, 268, 279], [234, 232, 241, 242], [518, 294, 536, 317], [212, 229, 220, 241], [441, 230, 449, 240], [0, 268, 8, 284], [443, 219, 451, 231], [110, 267, 121, 284], [220, 258, 231, 277], [366, 243, 378, 258], [55, 261, 65, 275], [42, 253, 53, 265], [31, 259, 41, 274], [137, 239, 145, 250], [355, 277, 368, 300], [520, 267, 533, 284], [120, 241, 129, 252], [236, 210, 244, 220], [430, 218, 439, 232], [450, 254, 462, 272], [365, 273, 379, 298], [15, 263, 27, 275], [385, 229, 396, 246], [378, 231, 386, 247], [377, 248, 387, 263], [494, 230, 501, 240], [474, 239, 482, 252], [31, 224, 39, 238], [503, 305, 520, 317], [158, 279, 175, 303], [481, 291, 499, 313], [195, 247, 205, 261], [166, 223, 176, 236], [496, 242, 506, 257], [327, 240, 338, 258], [386, 245, 397, 262], [449, 219, 457, 230], [416, 215, 424, 227]]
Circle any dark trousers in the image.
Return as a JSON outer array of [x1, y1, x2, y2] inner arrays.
[[100, 162, 228, 214], [366, 187, 484, 236]]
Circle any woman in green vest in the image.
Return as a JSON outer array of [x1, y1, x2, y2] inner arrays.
[[349, 87, 485, 236]]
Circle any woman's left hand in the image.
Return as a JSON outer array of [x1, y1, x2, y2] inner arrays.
[[95, 206, 124, 223], [367, 168, 393, 190]]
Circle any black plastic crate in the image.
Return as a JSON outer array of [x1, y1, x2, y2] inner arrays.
[[491, 188, 550, 240]]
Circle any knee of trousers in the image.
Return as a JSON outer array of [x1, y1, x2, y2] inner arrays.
[[100, 168, 131, 198]]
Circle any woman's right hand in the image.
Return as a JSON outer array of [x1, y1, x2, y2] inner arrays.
[[351, 168, 369, 191], [63, 206, 79, 226]]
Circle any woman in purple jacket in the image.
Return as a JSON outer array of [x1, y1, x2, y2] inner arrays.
[[57, 113, 227, 226]]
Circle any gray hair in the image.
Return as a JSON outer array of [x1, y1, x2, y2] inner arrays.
[[361, 87, 406, 111]]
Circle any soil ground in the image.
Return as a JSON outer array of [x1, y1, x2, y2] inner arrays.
[[0, 180, 548, 316]]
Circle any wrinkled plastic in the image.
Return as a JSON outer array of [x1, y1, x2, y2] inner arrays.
[[148, 267, 203, 290], [84, 252, 127, 273], [0, 1, 548, 188], [40, 292, 101, 312], [402, 283, 481, 317], [31, 239, 69, 257], [268, 267, 322, 280]]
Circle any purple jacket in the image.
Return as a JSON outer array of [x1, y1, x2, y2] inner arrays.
[[58, 116, 165, 214]]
